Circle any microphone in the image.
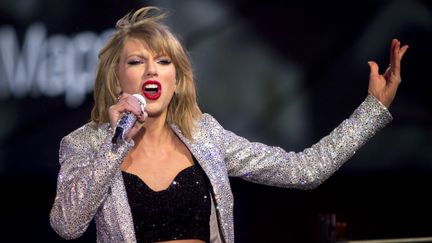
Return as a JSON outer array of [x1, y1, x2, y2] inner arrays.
[[111, 94, 146, 144]]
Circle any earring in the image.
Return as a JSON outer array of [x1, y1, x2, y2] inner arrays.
[[116, 91, 123, 101]]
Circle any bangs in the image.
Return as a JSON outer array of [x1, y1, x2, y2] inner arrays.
[[129, 24, 176, 59], [146, 34, 173, 58]]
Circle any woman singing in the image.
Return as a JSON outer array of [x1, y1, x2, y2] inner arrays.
[[50, 6, 408, 243]]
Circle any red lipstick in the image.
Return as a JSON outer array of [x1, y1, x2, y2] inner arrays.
[[142, 80, 162, 100]]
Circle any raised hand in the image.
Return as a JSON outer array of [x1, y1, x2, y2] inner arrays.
[[108, 93, 147, 141], [367, 39, 409, 108]]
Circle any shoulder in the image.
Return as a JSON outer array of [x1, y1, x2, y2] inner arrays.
[[191, 113, 227, 142], [196, 113, 223, 128], [60, 122, 110, 151], [194, 113, 226, 135], [63, 122, 105, 139]]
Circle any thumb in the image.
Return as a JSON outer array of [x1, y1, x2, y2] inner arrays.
[[368, 61, 379, 76]]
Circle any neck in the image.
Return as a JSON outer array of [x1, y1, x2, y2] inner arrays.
[[134, 114, 174, 153]]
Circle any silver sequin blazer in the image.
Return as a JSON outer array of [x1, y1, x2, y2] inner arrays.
[[50, 95, 392, 243]]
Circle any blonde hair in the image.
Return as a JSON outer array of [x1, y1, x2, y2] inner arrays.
[[91, 6, 201, 139]]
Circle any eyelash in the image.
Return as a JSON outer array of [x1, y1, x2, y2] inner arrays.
[[127, 59, 171, 65], [127, 60, 143, 65], [158, 59, 171, 65]]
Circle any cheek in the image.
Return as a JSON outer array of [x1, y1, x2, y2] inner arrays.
[[167, 73, 177, 91], [118, 69, 142, 92], [166, 67, 177, 85]]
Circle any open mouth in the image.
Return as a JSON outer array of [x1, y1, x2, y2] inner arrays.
[[142, 80, 162, 100]]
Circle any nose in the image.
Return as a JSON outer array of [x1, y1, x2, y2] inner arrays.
[[145, 60, 158, 77]]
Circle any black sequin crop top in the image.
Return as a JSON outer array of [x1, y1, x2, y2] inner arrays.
[[122, 162, 211, 243]]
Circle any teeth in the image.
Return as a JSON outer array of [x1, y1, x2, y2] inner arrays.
[[145, 84, 158, 89]]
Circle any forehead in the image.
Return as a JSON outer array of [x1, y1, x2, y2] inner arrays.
[[121, 36, 168, 57], [121, 37, 151, 55]]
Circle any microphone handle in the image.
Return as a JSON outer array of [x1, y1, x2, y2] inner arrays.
[[111, 111, 137, 144], [111, 94, 145, 144]]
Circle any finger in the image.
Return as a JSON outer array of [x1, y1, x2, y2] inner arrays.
[[393, 42, 409, 75], [383, 66, 391, 80], [113, 103, 141, 122], [368, 61, 379, 76], [114, 99, 132, 113], [108, 102, 128, 129], [110, 102, 127, 114], [390, 39, 400, 70], [137, 111, 148, 123], [118, 92, 132, 101], [121, 96, 142, 117], [390, 39, 397, 67], [399, 45, 409, 59], [113, 93, 144, 119]]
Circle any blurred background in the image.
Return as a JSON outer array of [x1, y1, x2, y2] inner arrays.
[[0, 0, 431, 242]]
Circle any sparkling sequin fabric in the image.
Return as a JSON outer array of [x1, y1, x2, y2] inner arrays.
[[50, 95, 392, 243], [122, 162, 211, 242]]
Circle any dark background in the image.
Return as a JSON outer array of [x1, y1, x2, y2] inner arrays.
[[0, 0, 431, 242]]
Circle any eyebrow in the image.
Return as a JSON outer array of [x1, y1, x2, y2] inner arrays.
[[125, 53, 170, 59], [125, 54, 146, 59]]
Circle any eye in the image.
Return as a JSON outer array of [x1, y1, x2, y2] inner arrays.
[[157, 58, 172, 65], [127, 59, 143, 65]]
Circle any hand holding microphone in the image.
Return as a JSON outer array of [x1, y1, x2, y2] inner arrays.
[[109, 93, 147, 144]]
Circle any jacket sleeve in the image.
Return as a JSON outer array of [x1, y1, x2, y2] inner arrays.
[[209, 95, 393, 189], [49, 124, 133, 239]]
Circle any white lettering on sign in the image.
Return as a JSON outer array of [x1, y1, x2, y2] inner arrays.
[[0, 23, 113, 107]]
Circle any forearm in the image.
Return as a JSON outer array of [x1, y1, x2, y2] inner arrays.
[[225, 94, 392, 189], [50, 127, 133, 239]]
